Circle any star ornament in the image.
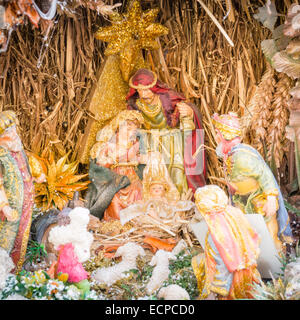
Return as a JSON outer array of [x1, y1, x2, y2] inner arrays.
[[95, 0, 169, 56]]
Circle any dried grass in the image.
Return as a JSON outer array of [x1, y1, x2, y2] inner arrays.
[[0, 0, 295, 186], [92, 208, 199, 248]]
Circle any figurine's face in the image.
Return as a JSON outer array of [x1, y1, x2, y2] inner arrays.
[[215, 131, 224, 158], [215, 131, 222, 144], [0, 127, 23, 152], [149, 183, 166, 198], [137, 88, 155, 101], [215, 142, 224, 159], [119, 120, 138, 140]]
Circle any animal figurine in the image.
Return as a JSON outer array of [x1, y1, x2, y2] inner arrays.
[[146, 249, 176, 294], [93, 242, 145, 287]]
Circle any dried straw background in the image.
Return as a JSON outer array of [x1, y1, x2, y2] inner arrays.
[[0, 0, 298, 189]]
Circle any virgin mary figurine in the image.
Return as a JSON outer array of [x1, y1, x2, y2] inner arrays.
[[85, 110, 145, 220]]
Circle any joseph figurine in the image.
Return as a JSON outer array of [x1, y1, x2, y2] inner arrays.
[[126, 68, 206, 194]]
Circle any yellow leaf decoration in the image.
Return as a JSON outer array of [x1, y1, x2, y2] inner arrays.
[[30, 151, 90, 211]]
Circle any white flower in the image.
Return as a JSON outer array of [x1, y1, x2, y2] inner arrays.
[[66, 286, 81, 300]]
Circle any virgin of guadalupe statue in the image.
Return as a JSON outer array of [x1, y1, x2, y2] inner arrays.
[[0, 111, 36, 273], [126, 68, 206, 194], [85, 110, 146, 221]]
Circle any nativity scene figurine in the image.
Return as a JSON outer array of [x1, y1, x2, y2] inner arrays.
[[192, 185, 261, 300], [127, 68, 206, 194], [85, 110, 146, 221], [0, 111, 44, 273], [119, 155, 195, 227], [0, 0, 299, 303], [212, 112, 294, 253]]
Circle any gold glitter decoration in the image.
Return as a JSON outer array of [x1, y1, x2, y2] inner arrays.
[[28, 154, 43, 178], [33, 151, 90, 211], [80, 1, 166, 163], [95, 0, 168, 81], [79, 55, 129, 163], [95, 0, 168, 56], [88, 55, 128, 123], [79, 54, 146, 163]]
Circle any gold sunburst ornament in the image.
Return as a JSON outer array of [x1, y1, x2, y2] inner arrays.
[[29, 152, 90, 212]]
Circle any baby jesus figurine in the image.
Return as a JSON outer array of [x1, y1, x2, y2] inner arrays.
[[119, 155, 195, 226]]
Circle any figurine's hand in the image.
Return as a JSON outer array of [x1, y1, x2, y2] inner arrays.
[[3, 205, 18, 222], [177, 102, 194, 118], [127, 142, 140, 161], [263, 196, 278, 217]]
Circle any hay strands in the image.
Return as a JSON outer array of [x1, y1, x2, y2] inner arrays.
[[196, 0, 234, 47]]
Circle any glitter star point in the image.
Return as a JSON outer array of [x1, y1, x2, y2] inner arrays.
[[95, 0, 169, 56]]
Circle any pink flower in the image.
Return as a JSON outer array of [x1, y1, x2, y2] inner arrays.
[[57, 243, 88, 283]]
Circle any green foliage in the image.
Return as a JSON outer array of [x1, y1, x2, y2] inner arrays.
[[251, 241, 300, 300], [251, 278, 287, 300], [161, 250, 199, 299], [0, 270, 98, 300], [25, 240, 48, 264], [89, 249, 200, 300]]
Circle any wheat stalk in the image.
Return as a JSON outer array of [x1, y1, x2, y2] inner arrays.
[[246, 65, 276, 155], [267, 73, 293, 169]]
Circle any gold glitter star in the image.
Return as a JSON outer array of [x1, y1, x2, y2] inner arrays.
[[95, 0, 169, 56]]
